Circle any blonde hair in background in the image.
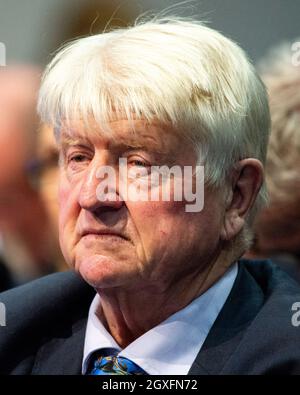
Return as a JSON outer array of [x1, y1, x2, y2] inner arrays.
[[258, 41, 300, 204], [38, 15, 271, 255]]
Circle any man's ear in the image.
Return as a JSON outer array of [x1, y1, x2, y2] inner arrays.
[[220, 159, 264, 241]]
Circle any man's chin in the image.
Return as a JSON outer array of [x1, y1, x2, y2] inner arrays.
[[76, 254, 122, 289]]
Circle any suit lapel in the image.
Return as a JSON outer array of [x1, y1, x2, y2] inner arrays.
[[188, 262, 265, 375]]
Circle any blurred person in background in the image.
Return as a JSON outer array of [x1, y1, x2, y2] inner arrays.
[[0, 66, 55, 286], [34, 124, 66, 271], [248, 42, 300, 283]]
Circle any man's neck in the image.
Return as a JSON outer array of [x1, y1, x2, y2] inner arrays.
[[96, 253, 234, 348]]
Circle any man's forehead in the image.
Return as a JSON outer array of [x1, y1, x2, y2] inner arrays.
[[58, 119, 178, 153]]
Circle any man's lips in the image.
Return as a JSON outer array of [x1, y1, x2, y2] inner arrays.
[[79, 229, 129, 242]]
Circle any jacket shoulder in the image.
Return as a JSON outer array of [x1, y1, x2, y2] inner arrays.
[[0, 270, 93, 316], [0, 271, 95, 374], [228, 259, 300, 374]]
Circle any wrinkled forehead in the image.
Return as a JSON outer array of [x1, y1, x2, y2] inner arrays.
[[57, 117, 185, 154]]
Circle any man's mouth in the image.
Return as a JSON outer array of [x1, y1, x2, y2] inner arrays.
[[80, 228, 129, 242]]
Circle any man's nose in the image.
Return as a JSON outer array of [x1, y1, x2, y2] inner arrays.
[[78, 160, 123, 212]]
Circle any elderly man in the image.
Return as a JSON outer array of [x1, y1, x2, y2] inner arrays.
[[1, 17, 300, 375]]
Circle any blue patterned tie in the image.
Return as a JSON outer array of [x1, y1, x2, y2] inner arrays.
[[87, 351, 147, 375]]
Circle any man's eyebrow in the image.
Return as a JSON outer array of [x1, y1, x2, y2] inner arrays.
[[111, 134, 169, 153], [59, 135, 91, 148]]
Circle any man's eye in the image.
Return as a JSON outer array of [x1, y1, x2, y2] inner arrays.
[[130, 159, 149, 167], [65, 153, 91, 172], [126, 155, 151, 168], [69, 154, 87, 163]]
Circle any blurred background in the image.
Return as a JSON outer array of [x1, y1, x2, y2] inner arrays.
[[0, 0, 300, 289], [1, 0, 300, 65]]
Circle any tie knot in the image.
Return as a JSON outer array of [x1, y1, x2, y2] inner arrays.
[[87, 351, 147, 375]]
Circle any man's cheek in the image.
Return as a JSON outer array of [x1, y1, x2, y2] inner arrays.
[[131, 199, 186, 216], [58, 175, 70, 208], [58, 177, 81, 212], [129, 201, 187, 247], [58, 181, 81, 248], [58, 184, 70, 225]]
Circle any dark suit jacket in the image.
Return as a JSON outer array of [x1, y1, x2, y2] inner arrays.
[[1, 259, 300, 375]]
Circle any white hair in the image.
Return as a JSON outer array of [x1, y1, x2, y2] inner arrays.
[[38, 16, 270, 250]]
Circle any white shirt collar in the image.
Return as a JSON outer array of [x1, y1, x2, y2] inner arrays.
[[82, 263, 238, 375]]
